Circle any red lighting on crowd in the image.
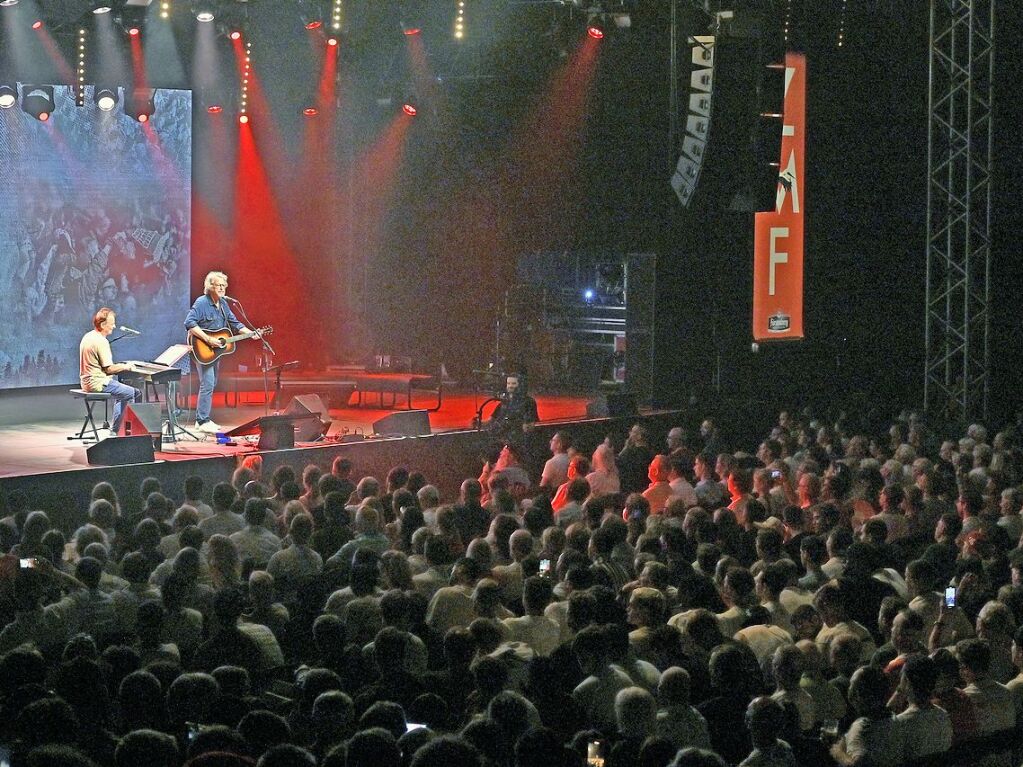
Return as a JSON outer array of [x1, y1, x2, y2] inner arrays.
[[305, 20, 322, 30], [138, 113, 148, 123], [587, 25, 604, 40], [402, 103, 417, 116], [207, 105, 223, 114], [129, 27, 140, 36], [230, 30, 241, 40], [304, 107, 318, 116], [32, 20, 42, 29], [327, 36, 338, 46], [239, 114, 249, 124]]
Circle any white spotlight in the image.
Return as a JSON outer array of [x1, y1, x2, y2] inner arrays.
[[196, 10, 214, 22]]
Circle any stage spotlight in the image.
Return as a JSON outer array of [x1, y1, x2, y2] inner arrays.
[[305, 20, 321, 30], [22, 85, 54, 121], [327, 36, 338, 46], [304, 107, 317, 116], [194, 2, 214, 22], [207, 104, 222, 114], [229, 30, 240, 40], [128, 26, 139, 36], [93, 5, 112, 14], [0, 84, 16, 109], [402, 102, 417, 116], [0, 0, 20, 7], [401, 21, 420, 36], [238, 114, 249, 124], [587, 22, 604, 39], [94, 86, 118, 112], [125, 87, 156, 122], [32, 19, 42, 29]]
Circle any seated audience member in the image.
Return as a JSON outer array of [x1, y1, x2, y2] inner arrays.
[[740, 696, 798, 767], [830, 665, 904, 767], [643, 455, 674, 514], [656, 667, 711, 751], [895, 654, 952, 760]]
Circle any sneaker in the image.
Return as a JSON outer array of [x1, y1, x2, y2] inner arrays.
[[196, 420, 222, 434]]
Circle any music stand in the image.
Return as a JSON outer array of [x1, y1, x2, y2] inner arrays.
[[154, 344, 196, 443]]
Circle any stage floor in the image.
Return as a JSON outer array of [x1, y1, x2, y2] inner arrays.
[[0, 390, 592, 479]]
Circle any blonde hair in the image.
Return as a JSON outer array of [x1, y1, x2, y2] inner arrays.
[[204, 271, 228, 292]]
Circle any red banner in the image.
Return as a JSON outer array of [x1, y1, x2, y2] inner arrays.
[[753, 52, 806, 341]]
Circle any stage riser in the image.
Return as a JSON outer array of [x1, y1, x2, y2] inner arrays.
[[0, 413, 682, 536]]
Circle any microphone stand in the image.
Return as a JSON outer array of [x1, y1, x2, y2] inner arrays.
[[227, 298, 276, 417], [474, 396, 504, 430]]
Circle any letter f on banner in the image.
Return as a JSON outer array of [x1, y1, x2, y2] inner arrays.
[[752, 52, 806, 341], [769, 227, 789, 295]]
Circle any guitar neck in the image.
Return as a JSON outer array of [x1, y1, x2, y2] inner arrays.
[[223, 330, 254, 344]]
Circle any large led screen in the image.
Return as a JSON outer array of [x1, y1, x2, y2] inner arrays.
[[0, 85, 191, 389]]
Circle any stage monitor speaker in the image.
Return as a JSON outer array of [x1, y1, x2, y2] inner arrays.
[[372, 409, 431, 437], [118, 402, 163, 450], [586, 392, 638, 419], [284, 394, 330, 441], [87, 435, 155, 465], [285, 394, 329, 420]]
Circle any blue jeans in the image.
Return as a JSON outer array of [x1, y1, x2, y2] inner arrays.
[[196, 361, 219, 423], [102, 379, 141, 433]]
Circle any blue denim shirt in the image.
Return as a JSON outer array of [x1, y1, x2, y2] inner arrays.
[[184, 294, 243, 335]]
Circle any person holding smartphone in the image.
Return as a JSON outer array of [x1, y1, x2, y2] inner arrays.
[[0, 559, 83, 655]]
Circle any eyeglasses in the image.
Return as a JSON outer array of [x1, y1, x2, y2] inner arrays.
[[211, 282, 228, 288]]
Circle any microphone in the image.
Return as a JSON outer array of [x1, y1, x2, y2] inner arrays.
[[119, 326, 141, 335], [222, 295, 240, 303]]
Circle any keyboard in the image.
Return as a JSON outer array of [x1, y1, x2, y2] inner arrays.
[[122, 361, 182, 384]]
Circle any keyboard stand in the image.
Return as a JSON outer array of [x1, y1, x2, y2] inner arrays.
[[163, 380, 198, 443]]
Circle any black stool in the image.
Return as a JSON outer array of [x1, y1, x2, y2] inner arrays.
[[69, 389, 112, 442]]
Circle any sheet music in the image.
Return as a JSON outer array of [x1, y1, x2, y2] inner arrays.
[[155, 344, 191, 366]]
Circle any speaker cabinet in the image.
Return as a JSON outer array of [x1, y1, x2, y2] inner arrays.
[[87, 435, 156, 465], [285, 394, 329, 420], [118, 402, 163, 450], [586, 392, 639, 419], [284, 394, 330, 441], [372, 409, 431, 437]]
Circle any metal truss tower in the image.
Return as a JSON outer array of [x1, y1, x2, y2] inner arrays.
[[924, 0, 995, 423]]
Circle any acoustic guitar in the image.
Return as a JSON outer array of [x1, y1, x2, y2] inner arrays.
[[190, 326, 273, 366]]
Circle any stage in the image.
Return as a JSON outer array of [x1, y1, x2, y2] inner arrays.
[[0, 379, 679, 531], [0, 386, 594, 479]]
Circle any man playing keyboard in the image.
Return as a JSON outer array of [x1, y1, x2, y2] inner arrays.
[[79, 307, 141, 436]]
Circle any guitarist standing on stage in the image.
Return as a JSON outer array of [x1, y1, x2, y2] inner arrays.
[[185, 271, 253, 434]]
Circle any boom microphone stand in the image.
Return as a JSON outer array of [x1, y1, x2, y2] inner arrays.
[[225, 297, 276, 417]]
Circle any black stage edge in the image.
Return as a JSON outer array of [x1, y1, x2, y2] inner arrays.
[[0, 412, 683, 534]]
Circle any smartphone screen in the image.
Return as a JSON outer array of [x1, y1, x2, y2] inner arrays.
[[587, 740, 605, 767], [405, 722, 427, 733], [19, 558, 36, 569], [944, 586, 957, 608], [539, 559, 551, 577]]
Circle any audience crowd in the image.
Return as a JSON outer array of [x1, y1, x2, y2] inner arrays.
[[3, 410, 1023, 767]]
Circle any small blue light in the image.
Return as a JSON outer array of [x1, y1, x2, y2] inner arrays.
[[583, 289, 595, 301]]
